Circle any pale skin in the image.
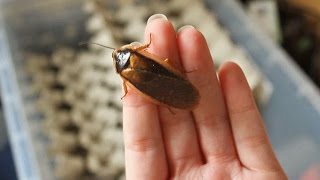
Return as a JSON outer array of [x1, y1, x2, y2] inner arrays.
[[122, 14, 287, 180]]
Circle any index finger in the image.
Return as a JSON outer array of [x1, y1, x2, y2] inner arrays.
[[122, 20, 168, 180]]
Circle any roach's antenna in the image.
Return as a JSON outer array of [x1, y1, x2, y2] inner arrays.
[[79, 42, 115, 50]]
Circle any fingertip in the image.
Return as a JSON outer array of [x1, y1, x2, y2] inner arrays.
[[218, 61, 248, 89], [219, 61, 242, 73], [144, 14, 173, 43], [147, 14, 168, 24], [218, 61, 257, 119], [177, 25, 214, 76], [144, 14, 180, 68], [177, 25, 196, 33], [219, 61, 242, 75], [177, 25, 207, 49]]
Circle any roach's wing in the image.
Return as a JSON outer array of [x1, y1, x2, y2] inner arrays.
[[121, 69, 200, 109]]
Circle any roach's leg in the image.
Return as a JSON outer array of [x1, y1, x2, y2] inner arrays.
[[146, 33, 152, 47], [121, 82, 128, 100], [135, 33, 152, 51]]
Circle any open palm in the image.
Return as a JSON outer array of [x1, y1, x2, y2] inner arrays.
[[122, 14, 287, 180]]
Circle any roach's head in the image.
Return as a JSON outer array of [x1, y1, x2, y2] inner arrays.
[[112, 47, 132, 73], [79, 42, 133, 73]]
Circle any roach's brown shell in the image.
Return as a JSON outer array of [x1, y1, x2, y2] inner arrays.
[[112, 43, 200, 110]]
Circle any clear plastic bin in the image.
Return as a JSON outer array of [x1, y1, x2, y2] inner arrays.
[[1, 0, 320, 179], [0, 1, 89, 179]]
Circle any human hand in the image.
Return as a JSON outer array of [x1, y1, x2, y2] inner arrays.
[[122, 14, 287, 180]]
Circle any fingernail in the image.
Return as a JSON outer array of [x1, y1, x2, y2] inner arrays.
[[147, 14, 168, 24], [178, 25, 195, 32]]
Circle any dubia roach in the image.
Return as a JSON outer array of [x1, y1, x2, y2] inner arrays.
[[91, 35, 200, 109]]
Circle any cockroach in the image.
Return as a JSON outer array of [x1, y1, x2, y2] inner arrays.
[[83, 35, 200, 110]]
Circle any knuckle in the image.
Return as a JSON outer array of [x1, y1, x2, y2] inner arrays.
[[125, 136, 158, 153], [229, 103, 257, 118], [196, 113, 227, 128], [195, 75, 212, 91], [239, 135, 268, 149]]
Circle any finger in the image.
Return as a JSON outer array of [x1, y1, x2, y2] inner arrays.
[[123, 88, 168, 179], [177, 26, 237, 164], [145, 14, 203, 175], [145, 14, 180, 68], [122, 18, 168, 178], [219, 62, 283, 172]]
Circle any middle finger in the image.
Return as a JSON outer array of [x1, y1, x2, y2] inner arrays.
[[145, 14, 204, 175]]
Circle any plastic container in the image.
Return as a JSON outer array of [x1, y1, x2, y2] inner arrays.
[[0, 100, 17, 180], [0, 1, 89, 179], [0, 0, 320, 179]]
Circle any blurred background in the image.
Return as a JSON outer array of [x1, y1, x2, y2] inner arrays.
[[0, 0, 319, 179]]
